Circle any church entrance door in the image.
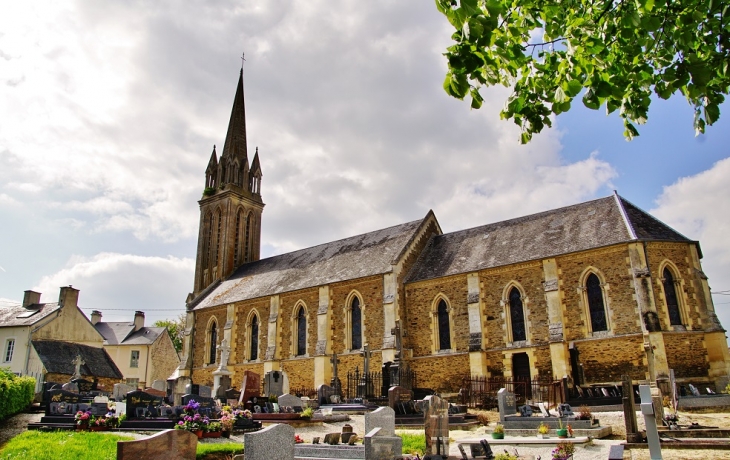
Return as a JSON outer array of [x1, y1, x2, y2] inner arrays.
[[512, 352, 532, 400]]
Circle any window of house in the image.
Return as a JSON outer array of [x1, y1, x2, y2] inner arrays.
[[663, 267, 683, 326], [130, 350, 139, 368], [586, 273, 608, 332], [4, 339, 15, 363], [351, 296, 362, 350], [296, 306, 306, 356], [509, 287, 526, 342], [437, 299, 451, 350], [249, 313, 259, 361], [209, 321, 217, 364]]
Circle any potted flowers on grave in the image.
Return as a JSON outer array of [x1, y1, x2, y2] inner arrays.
[[300, 407, 314, 420], [175, 409, 206, 438], [537, 422, 550, 438], [74, 410, 91, 430], [663, 412, 679, 429], [204, 421, 223, 438], [556, 419, 568, 438], [492, 423, 505, 439], [89, 415, 109, 431], [551, 441, 575, 460], [576, 404, 593, 421], [233, 408, 254, 427], [219, 409, 234, 437]]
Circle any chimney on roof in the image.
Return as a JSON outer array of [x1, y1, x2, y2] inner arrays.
[[134, 311, 145, 331], [23, 290, 41, 308], [91, 310, 102, 325], [58, 286, 79, 309]]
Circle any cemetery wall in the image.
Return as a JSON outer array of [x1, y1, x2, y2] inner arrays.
[[329, 275, 384, 352], [573, 335, 645, 383], [403, 274, 468, 356], [556, 246, 638, 339], [279, 288, 319, 359], [476, 262, 545, 346], [410, 352, 469, 393], [149, 332, 180, 383], [664, 332, 710, 379], [233, 297, 270, 362], [644, 242, 704, 331]]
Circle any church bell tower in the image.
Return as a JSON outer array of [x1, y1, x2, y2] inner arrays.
[[193, 69, 264, 296]]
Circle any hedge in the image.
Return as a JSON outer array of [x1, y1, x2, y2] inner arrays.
[[0, 367, 35, 420]]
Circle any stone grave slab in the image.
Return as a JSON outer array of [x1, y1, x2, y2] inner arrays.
[[239, 370, 261, 405], [61, 382, 79, 393], [151, 380, 166, 392], [365, 406, 396, 437], [113, 383, 136, 401], [243, 422, 295, 460], [497, 388, 517, 421], [317, 384, 337, 406], [424, 394, 449, 457], [264, 370, 285, 397], [198, 385, 212, 398], [117, 428, 196, 460], [126, 390, 164, 419], [388, 385, 413, 414], [71, 378, 95, 393], [144, 388, 167, 399], [278, 393, 303, 410]]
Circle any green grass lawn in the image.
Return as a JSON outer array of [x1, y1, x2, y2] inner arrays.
[[398, 432, 426, 456], [0, 431, 244, 460]]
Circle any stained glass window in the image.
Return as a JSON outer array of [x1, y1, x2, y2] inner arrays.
[[296, 307, 306, 356], [351, 297, 362, 350], [663, 268, 682, 326], [587, 274, 607, 332], [437, 299, 451, 350], [209, 322, 217, 364], [510, 288, 526, 341], [250, 314, 259, 360]]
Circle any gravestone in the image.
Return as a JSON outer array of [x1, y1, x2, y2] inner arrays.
[[558, 403, 574, 417], [689, 384, 701, 396], [497, 388, 517, 421], [71, 378, 94, 393], [198, 385, 212, 398], [144, 388, 167, 399], [239, 370, 261, 405], [388, 386, 413, 414], [71, 354, 85, 380], [538, 402, 552, 417], [62, 382, 79, 393], [113, 383, 136, 401], [278, 393, 304, 410], [317, 384, 337, 406], [125, 390, 164, 419], [117, 429, 197, 460], [225, 388, 241, 403], [216, 375, 232, 399], [182, 394, 216, 416], [423, 395, 449, 457], [243, 423, 295, 460], [264, 370, 285, 397], [151, 380, 166, 392], [365, 406, 396, 436], [90, 402, 110, 416], [184, 384, 200, 395], [364, 406, 402, 460]]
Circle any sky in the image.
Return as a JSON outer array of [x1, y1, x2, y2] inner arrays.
[[0, 1, 729, 331]]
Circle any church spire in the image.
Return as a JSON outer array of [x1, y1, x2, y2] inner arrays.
[[221, 69, 248, 164]]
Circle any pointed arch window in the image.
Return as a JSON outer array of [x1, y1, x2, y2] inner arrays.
[[208, 321, 218, 365], [295, 306, 307, 356], [663, 267, 683, 326], [249, 314, 259, 361], [437, 299, 451, 350], [234, 209, 243, 265], [351, 297, 362, 350], [586, 273, 608, 332], [214, 209, 222, 266], [244, 214, 252, 263], [509, 288, 526, 342], [202, 212, 213, 268]]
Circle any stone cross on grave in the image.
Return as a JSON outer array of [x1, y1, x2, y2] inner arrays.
[[390, 319, 404, 363], [72, 354, 85, 380], [217, 339, 231, 371], [361, 344, 372, 375], [330, 352, 341, 394]]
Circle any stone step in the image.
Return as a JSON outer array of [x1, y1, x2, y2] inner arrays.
[[294, 444, 365, 460]]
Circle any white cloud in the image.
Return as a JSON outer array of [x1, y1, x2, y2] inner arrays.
[[652, 157, 730, 330], [33, 253, 194, 324]]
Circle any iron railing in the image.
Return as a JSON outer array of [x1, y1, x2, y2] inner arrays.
[[459, 375, 563, 409]]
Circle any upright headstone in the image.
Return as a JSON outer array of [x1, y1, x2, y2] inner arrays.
[[198, 385, 212, 398], [388, 386, 413, 414], [424, 395, 449, 458], [243, 423, 295, 460], [239, 370, 261, 405], [278, 393, 304, 410], [317, 384, 337, 406], [125, 390, 164, 419], [113, 383, 136, 401], [71, 378, 94, 393], [184, 384, 200, 396], [365, 406, 396, 437], [497, 388, 517, 421], [216, 375, 232, 399], [264, 370, 285, 397], [117, 429, 197, 460], [151, 380, 166, 392]]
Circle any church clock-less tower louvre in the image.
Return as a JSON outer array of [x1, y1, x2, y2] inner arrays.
[[193, 69, 264, 296]]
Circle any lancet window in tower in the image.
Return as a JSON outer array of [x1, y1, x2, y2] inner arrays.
[[202, 212, 213, 269], [214, 210, 222, 266], [234, 209, 243, 265], [663, 268, 683, 326], [509, 287, 526, 342], [244, 214, 252, 263], [586, 273, 608, 331]]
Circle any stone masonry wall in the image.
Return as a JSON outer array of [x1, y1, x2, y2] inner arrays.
[[576, 335, 645, 383], [664, 332, 710, 379], [232, 297, 270, 364], [410, 353, 469, 393], [279, 288, 319, 359], [150, 333, 180, 384], [329, 276, 384, 353], [191, 305, 227, 387]]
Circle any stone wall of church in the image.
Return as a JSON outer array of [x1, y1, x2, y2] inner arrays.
[[233, 297, 270, 363], [664, 332, 710, 380], [556, 246, 638, 339], [282, 357, 315, 389], [329, 276, 384, 352], [645, 242, 703, 331], [229, 362, 265, 394], [191, 305, 227, 386], [573, 335, 645, 383], [410, 353, 469, 393], [479, 262, 547, 347]]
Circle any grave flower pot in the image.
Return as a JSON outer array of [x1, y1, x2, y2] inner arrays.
[[222, 431, 231, 438], [203, 431, 222, 438], [90, 426, 108, 432], [556, 428, 568, 438], [195, 430, 203, 439], [491, 432, 504, 439]]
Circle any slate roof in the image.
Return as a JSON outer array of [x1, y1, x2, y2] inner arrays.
[[406, 194, 694, 283], [94, 322, 165, 346], [192, 215, 430, 309], [0, 302, 60, 328], [32, 340, 124, 379]]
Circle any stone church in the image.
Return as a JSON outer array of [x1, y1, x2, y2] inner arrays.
[[176, 70, 730, 396]]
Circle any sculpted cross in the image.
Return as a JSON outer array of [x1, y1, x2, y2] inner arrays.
[[391, 319, 404, 363], [361, 344, 372, 375], [217, 339, 231, 370], [330, 352, 340, 381], [72, 354, 85, 379]]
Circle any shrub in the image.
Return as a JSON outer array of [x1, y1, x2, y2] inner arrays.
[[0, 367, 35, 421], [475, 411, 491, 426], [493, 423, 505, 434], [578, 404, 592, 420]]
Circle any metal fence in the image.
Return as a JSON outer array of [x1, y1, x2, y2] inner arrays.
[[289, 387, 318, 399], [459, 375, 563, 409], [345, 366, 416, 400]]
